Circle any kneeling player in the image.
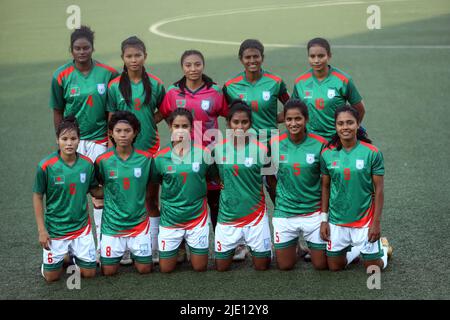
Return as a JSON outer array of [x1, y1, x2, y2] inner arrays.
[[96, 111, 153, 276], [33, 116, 102, 282]]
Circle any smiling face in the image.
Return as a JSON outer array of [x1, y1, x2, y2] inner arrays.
[[71, 38, 93, 64], [170, 115, 192, 143], [182, 54, 204, 82], [122, 45, 147, 73], [308, 45, 331, 74], [240, 48, 264, 73], [111, 122, 137, 148], [57, 129, 80, 157], [285, 108, 307, 136], [336, 111, 359, 143]]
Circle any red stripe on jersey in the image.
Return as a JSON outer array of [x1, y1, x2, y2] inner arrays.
[[57, 66, 75, 85], [308, 133, 328, 145], [54, 217, 91, 240], [170, 199, 209, 230], [337, 200, 375, 228], [96, 150, 114, 165], [331, 71, 349, 84], [41, 156, 59, 171], [147, 132, 160, 156], [95, 62, 117, 74], [263, 73, 282, 83], [229, 190, 266, 227], [295, 72, 312, 84], [147, 73, 164, 85], [116, 216, 150, 237], [225, 75, 244, 87], [270, 132, 288, 146], [250, 139, 268, 154], [108, 76, 121, 88], [154, 146, 171, 158], [321, 144, 336, 155], [360, 141, 379, 152], [135, 149, 152, 158], [79, 154, 93, 164]]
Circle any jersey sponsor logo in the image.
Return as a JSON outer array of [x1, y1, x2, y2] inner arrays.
[[244, 157, 254, 167], [327, 89, 336, 99], [356, 159, 365, 170], [238, 93, 247, 101], [54, 175, 65, 185], [69, 86, 80, 97], [167, 165, 176, 174], [331, 160, 340, 168], [134, 167, 142, 178], [97, 83, 106, 95], [304, 90, 313, 99], [80, 173, 86, 183], [262, 91, 271, 101], [109, 169, 118, 179], [176, 99, 186, 108], [306, 153, 315, 164], [192, 162, 200, 172], [280, 154, 288, 163], [201, 100, 210, 111]]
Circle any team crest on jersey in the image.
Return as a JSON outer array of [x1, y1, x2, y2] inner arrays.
[[176, 99, 186, 108], [356, 159, 364, 170], [192, 162, 200, 172], [69, 86, 80, 97], [244, 157, 253, 167], [201, 100, 210, 111], [327, 89, 336, 99], [262, 91, 271, 101], [304, 90, 313, 99], [54, 175, 65, 185], [134, 168, 142, 178], [306, 153, 315, 164], [97, 83, 106, 95], [80, 173, 86, 183]]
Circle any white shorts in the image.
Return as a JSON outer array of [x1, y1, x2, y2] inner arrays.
[[272, 211, 326, 251], [158, 221, 210, 259], [215, 212, 272, 259], [100, 228, 152, 265], [327, 223, 384, 261], [42, 232, 96, 272], [77, 139, 107, 162]]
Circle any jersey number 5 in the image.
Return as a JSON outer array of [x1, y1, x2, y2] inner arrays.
[[293, 163, 301, 176]]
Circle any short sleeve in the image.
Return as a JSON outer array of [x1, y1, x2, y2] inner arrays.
[[155, 82, 166, 110], [159, 91, 173, 118], [346, 78, 362, 105], [371, 150, 385, 176], [278, 80, 290, 104], [106, 83, 118, 112], [88, 164, 99, 190], [95, 161, 104, 185], [291, 84, 299, 100], [49, 74, 65, 109], [320, 153, 329, 175], [150, 158, 162, 183], [33, 165, 46, 194]]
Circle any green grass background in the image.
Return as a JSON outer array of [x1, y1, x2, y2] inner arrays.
[[0, 0, 449, 299]]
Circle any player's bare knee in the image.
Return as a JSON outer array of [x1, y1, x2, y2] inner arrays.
[[44, 272, 61, 282], [277, 261, 295, 271], [160, 265, 175, 273], [102, 267, 118, 276], [192, 263, 207, 272], [80, 269, 96, 278]]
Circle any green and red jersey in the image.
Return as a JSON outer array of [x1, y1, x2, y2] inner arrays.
[[107, 73, 165, 154], [96, 148, 152, 236], [320, 141, 384, 227], [50, 60, 118, 141], [151, 143, 213, 229], [292, 66, 362, 140], [214, 138, 269, 226], [33, 152, 98, 239], [223, 70, 289, 132], [270, 131, 327, 217]]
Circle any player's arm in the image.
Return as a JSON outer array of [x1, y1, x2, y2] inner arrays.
[[53, 109, 64, 133], [320, 174, 331, 241], [154, 110, 164, 124], [32, 193, 50, 250], [368, 175, 384, 243], [265, 175, 277, 204], [146, 182, 160, 216], [89, 186, 103, 199], [352, 101, 365, 122], [277, 112, 284, 123]]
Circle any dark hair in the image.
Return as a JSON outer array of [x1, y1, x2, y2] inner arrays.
[[70, 25, 94, 51], [283, 99, 309, 121], [174, 50, 215, 93], [226, 100, 252, 124], [167, 108, 194, 127], [307, 37, 331, 56], [238, 39, 264, 59], [327, 105, 371, 150], [56, 115, 80, 138], [119, 36, 152, 106], [108, 111, 141, 146]]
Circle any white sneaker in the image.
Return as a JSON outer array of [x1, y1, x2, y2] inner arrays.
[[120, 250, 133, 265], [232, 245, 248, 261]]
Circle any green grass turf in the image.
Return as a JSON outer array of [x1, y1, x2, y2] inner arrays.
[[1, 0, 449, 299]]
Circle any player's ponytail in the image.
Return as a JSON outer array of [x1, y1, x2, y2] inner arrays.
[[56, 115, 80, 138]]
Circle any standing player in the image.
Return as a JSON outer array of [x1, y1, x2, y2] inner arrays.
[[33, 116, 102, 282], [150, 108, 214, 273], [50, 26, 118, 256], [292, 37, 365, 141], [107, 36, 165, 263], [214, 101, 273, 272], [159, 50, 228, 254], [267, 99, 328, 270], [320, 106, 392, 271], [96, 111, 153, 276]]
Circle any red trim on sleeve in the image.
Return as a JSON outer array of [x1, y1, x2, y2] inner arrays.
[[95, 150, 114, 165], [263, 73, 282, 83], [225, 75, 244, 87], [95, 62, 117, 74], [41, 156, 59, 171], [57, 66, 75, 86], [360, 141, 379, 152], [294, 72, 312, 84], [135, 149, 152, 158], [108, 76, 121, 88], [331, 71, 349, 84], [308, 133, 328, 145]]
